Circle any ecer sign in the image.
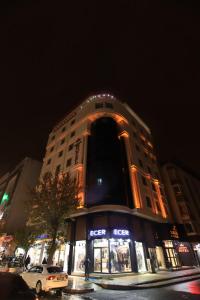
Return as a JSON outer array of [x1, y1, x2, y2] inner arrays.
[[113, 229, 129, 236], [89, 229, 106, 237]]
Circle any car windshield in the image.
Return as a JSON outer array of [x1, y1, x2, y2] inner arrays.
[[47, 266, 63, 273]]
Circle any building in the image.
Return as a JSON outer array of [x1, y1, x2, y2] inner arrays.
[[36, 93, 196, 273], [162, 162, 200, 266], [0, 157, 41, 255]]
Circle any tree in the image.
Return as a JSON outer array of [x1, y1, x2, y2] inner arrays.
[[28, 171, 80, 264], [13, 227, 37, 263]]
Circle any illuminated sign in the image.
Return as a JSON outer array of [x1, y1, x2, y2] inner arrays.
[[89, 229, 106, 237], [178, 243, 189, 253], [89, 228, 130, 238], [0, 193, 9, 205], [170, 225, 179, 239], [113, 229, 129, 236]]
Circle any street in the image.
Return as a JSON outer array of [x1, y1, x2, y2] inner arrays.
[[39, 279, 200, 300]]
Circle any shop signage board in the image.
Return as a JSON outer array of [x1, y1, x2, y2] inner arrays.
[[89, 228, 130, 239]]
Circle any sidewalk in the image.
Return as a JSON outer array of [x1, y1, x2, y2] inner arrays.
[[63, 267, 200, 294]]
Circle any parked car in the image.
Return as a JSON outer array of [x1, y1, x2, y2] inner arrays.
[[0, 272, 38, 300], [21, 265, 68, 294]]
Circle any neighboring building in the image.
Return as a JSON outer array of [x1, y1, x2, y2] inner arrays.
[[0, 157, 41, 255], [162, 162, 200, 265], [35, 93, 196, 273]]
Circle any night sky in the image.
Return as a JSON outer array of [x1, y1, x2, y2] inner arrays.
[[0, 1, 200, 175]]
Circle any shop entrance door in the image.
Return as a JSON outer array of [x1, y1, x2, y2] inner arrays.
[[94, 247, 109, 273], [165, 248, 179, 267]]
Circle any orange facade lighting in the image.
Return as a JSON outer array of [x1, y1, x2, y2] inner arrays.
[[154, 180, 167, 218], [131, 166, 142, 209]]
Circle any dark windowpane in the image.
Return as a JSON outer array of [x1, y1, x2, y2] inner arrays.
[[142, 176, 147, 186], [105, 102, 113, 108], [66, 158, 72, 167], [58, 151, 63, 157], [68, 144, 73, 151], [95, 103, 103, 109], [70, 131, 75, 138], [60, 138, 65, 145], [47, 159, 51, 165]]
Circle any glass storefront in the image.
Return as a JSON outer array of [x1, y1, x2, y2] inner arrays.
[[156, 246, 166, 269], [93, 238, 131, 273], [110, 239, 131, 273], [135, 241, 147, 272], [94, 239, 109, 273], [163, 240, 180, 268], [74, 240, 86, 273]]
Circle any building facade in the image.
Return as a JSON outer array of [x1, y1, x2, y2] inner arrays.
[[0, 157, 42, 255], [162, 162, 200, 266], [38, 94, 196, 273]]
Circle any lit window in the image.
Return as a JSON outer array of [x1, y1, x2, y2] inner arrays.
[[97, 178, 103, 185]]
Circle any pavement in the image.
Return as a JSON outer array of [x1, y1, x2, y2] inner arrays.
[[63, 267, 200, 294]]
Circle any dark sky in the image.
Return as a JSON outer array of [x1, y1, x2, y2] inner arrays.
[[0, 1, 200, 175]]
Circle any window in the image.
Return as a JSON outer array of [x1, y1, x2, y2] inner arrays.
[[50, 146, 54, 152], [97, 178, 103, 185], [58, 151, 63, 157], [142, 176, 147, 186], [146, 196, 152, 208], [95, 103, 103, 109], [147, 166, 152, 174], [139, 159, 143, 168], [51, 135, 55, 141], [56, 165, 61, 173], [133, 132, 137, 139], [68, 144, 73, 151], [61, 126, 66, 132], [136, 144, 140, 152], [184, 223, 194, 233], [66, 158, 72, 167], [47, 159, 51, 165], [105, 102, 113, 109], [70, 119, 75, 126], [60, 138, 65, 145], [152, 183, 156, 192], [70, 131, 75, 138]]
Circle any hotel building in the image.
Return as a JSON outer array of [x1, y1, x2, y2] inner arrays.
[[34, 94, 195, 273]]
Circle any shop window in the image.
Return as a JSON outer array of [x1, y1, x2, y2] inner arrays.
[[94, 239, 109, 273], [74, 241, 86, 273], [110, 239, 131, 273], [135, 242, 147, 272]]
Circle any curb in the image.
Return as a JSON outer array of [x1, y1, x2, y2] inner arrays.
[[93, 273, 200, 290], [62, 288, 94, 294]]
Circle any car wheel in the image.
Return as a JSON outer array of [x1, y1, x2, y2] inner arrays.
[[35, 281, 42, 294]]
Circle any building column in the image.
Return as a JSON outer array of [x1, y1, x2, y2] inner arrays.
[[154, 181, 167, 218], [131, 166, 142, 209], [67, 219, 76, 275]]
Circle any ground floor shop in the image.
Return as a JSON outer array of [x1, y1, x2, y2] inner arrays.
[[26, 212, 199, 273]]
